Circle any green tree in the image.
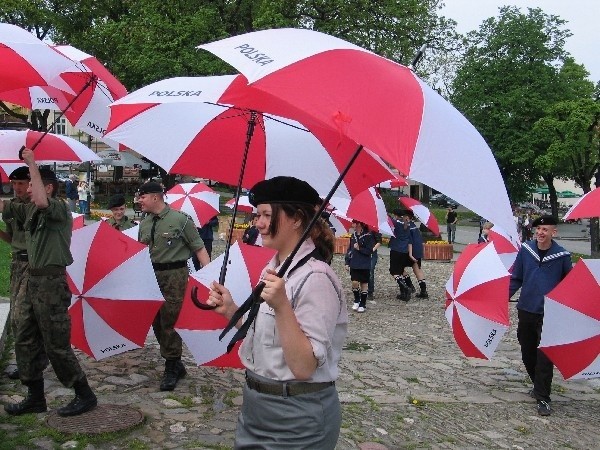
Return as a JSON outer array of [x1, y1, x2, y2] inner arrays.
[[450, 6, 573, 201]]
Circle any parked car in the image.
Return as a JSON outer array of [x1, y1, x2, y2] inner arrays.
[[430, 194, 459, 209]]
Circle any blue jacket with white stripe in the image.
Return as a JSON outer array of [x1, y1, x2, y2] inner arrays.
[[509, 240, 572, 314]]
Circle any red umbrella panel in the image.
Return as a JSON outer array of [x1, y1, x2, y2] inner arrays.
[[71, 212, 85, 230], [104, 75, 395, 202], [539, 259, 600, 380], [563, 189, 600, 221], [445, 242, 510, 360], [0, 23, 76, 94], [0, 130, 101, 164], [487, 227, 519, 271], [329, 188, 395, 236], [0, 85, 72, 111], [378, 176, 409, 189], [165, 183, 220, 227], [175, 241, 276, 367], [199, 29, 518, 246], [225, 196, 255, 214], [398, 196, 440, 236], [67, 221, 164, 360]]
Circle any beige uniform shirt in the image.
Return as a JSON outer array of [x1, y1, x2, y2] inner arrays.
[[138, 204, 204, 263], [240, 239, 348, 382]]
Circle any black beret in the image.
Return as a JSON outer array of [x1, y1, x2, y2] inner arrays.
[[8, 166, 30, 180], [249, 176, 321, 207], [107, 194, 126, 209], [137, 181, 163, 195], [38, 168, 57, 182], [531, 215, 557, 227], [393, 208, 411, 217]]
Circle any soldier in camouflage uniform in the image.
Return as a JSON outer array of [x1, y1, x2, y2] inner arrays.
[[106, 194, 136, 231], [137, 181, 210, 391], [1, 149, 97, 417], [1, 167, 49, 380]]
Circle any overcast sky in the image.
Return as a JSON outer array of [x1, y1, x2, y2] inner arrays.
[[440, 0, 599, 82]]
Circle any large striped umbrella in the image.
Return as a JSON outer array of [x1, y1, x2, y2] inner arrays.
[[165, 182, 220, 228]]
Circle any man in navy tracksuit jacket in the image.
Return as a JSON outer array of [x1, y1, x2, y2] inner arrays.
[[509, 215, 571, 417]]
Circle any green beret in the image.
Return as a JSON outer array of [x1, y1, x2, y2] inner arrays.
[[137, 182, 163, 195], [249, 176, 321, 207], [531, 215, 557, 227]]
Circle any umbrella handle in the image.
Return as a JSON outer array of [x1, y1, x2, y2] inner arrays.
[[18, 145, 25, 160], [190, 286, 217, 310]]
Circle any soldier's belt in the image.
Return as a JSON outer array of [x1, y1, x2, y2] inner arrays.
[[245, 372, 334, 397], [29, 266, 66, 276], [152, 261, 187, 271], [13, 252, 28, 262]]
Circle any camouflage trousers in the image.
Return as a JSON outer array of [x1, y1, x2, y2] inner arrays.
[[9, 259, 29, 334], [153, 267, 189, 360], [14, 272, 84, 386]]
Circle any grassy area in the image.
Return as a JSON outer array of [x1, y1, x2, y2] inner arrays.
[[0, 221, 10, 298]]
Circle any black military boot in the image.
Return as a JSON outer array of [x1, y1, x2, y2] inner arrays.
[[4, 380, 47, 415], [160, 359, 187, 391], [57, 377, 98, 417]]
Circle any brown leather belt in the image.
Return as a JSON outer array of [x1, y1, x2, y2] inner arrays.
[[13, 252, 28, 262], [245, 372, 334, 397], [152, 260, 187, 271], [29, 266, 66, 276]]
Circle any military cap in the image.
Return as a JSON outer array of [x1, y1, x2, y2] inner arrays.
[[393, 208, 411, 217], [8, 166, 30, 180], [38, 168, 57, 182], [531, 215, 557, 227], [107, 194, 126, 209], [249, 176, 321, 207], [137, 181, 164, 195]]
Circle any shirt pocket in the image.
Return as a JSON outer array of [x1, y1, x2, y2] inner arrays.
[[256, 305, 279, 347]]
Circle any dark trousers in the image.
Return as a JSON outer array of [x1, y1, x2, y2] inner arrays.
[[368, 251, 378, 295], [517, 309, 554, 402]]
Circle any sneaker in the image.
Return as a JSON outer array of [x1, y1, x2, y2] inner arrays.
[[357, 307, 365, 313], [352, 302, 359, 311], [537, 400, 551, 416]]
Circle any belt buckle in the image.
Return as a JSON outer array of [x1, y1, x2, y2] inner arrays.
[[282, 382, 289, 398]]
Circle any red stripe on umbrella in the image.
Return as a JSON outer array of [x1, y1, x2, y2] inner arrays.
[[165, 183, 220, 227], [398, 196, 440, 236], [563, 189, 600, 221], [0, 85, 71, 111], [0, 130, 100, 163]]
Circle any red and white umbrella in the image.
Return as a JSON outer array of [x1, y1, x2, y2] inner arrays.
[[165, 183, 220, 227], [71, 212, 85, 230], [225, 196, 255, 213], [0, 85, 71, 111], [327, 211, 353, 237], [0, 130, 100, 164], [445, 242, 510, 360], [0, 23, 75, 94], [378, 176, 409, 189], [539, 259, 600, 380], [67, 221, 164, 360], [487, 227, 519, 271], [398, 196, 440, 236], [199, 28, 518, 245], [563, 189, 600, 221], [53, 45, 128, 150], [175, 241, 276, 367], [105, 75, 394, 202], [330, 187, 394, 236]]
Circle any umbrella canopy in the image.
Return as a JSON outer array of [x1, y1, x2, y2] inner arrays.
[[104, 75, 394, 202], [225, 195, 254, 213], [95, 150, 149, 169], [563, 189, 600, 220], [175, 241, 276, 367], [165, 183, 220, 227], [0, 130, 101, 164], [71, 212, 85, 230], [445, 242, 510, 360], [327, 211, 353, 237], [330, 187, 394, 236], [379, 176, 409, 189], [0, 23, 75, 94], [398, 196, 440, 236], [539, 259, 600, 380], [487, 227, 519, 271], [199, 28, 518, 246], [67, 221, 164, 360], [0, 85, 72, 111]]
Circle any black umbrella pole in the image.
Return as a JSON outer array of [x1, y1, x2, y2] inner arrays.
[[19, 75, 97, 159]]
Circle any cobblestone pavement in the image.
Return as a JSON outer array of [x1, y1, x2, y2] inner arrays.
[[1, 240, 599, 449]]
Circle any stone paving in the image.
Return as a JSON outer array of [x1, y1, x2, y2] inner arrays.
[[1, 240, 599, 449]]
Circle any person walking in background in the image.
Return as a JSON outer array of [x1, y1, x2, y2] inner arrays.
[[1, 149, 97, 417], [406, 212, 429, 299], [137, 181, 210, 391], [445, 206, 458, 244], [106, 194, 137, 231], [64, 174, 78, 211], [192, 215, 219, 270], [367, 229, 382, 300], [388, 209, 412, 301], [241, 213, 259, 245], [77, 180, 90, 215], [345, 220, 375, 312], [207, 176, 346, 449], [509, 215, 572, 417]]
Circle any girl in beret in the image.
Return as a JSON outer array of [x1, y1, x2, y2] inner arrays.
[[208, 176, 348, 449]]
